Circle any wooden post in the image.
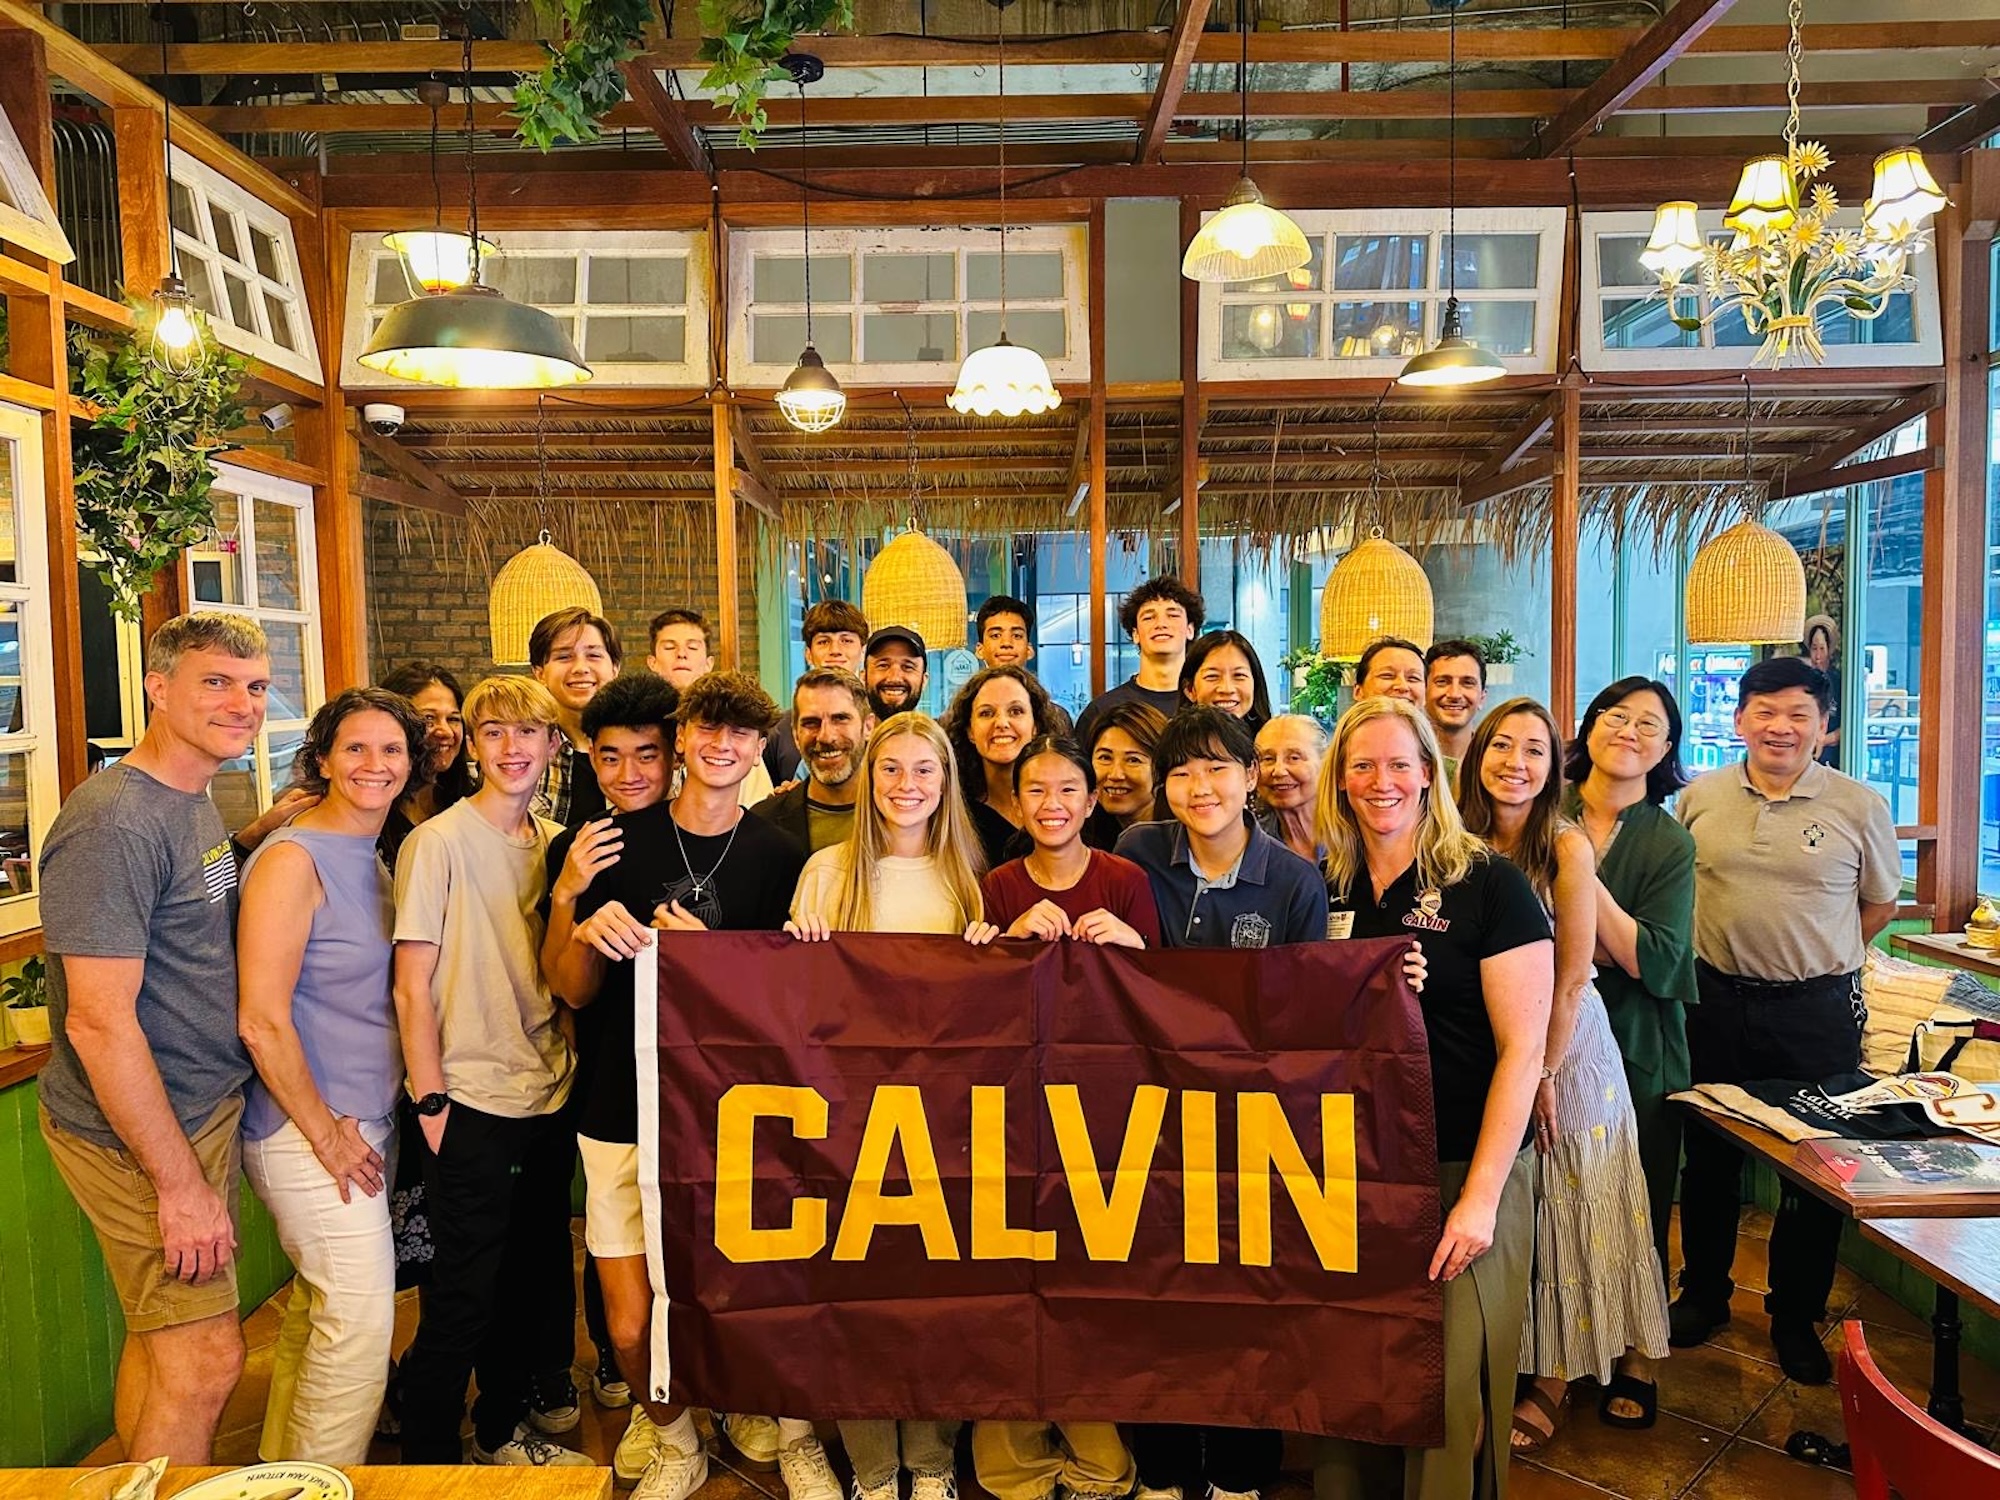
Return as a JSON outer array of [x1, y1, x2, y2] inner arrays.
[[1919, 193, 1988, 931], [299, 203, 368, 691], [1177, 197, 1202, 592], [112, 106, 168, 295], [1550, 381, 1581, 733], [1089, 203, 1109, 698], [712, 395, 740, 670]]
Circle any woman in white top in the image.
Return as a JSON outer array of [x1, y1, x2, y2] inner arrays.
[[787, 710, 994, 1500]]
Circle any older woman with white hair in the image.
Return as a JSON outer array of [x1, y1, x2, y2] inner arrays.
[[1254, 713, 1329, 864]]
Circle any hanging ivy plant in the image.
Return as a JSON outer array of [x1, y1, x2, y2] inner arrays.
[[696, 0, 853, 147], [513, 0, 654, 150], [69, 312, 246, 620]]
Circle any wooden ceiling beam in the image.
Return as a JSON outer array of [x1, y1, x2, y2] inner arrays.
[[1461, 395, 1558, 488], [619, 60, 706, 172], [728, 408, 781, 499], [352, 469, 467, 518], [359, 428, 461, 506], [1773, 388, 1943, 486], [1525, 0, 1745, 159], [1767, 445, 1938, 500], [1459, 454, 1558, 506], [1915, 94, 2000, 158], [730, 466, 780, 521], [1134, 0, 1213, 165]]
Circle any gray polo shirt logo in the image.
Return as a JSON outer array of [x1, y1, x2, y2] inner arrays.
[[1802, 821, 1827, 851]]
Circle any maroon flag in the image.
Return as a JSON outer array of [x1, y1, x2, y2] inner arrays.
[[638, 932, 1443, 1445]]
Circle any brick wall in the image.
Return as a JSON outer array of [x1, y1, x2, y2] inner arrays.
[[363, 496, 762, 687]]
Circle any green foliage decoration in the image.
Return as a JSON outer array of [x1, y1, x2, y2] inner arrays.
[[69, 310, 246, 620], [512, 0, 655, 150], [2, 955, 46, 1010], [696, 0, 853, 148], [1278, 646, 1346, 727], [1464, 629, 1522, 666]]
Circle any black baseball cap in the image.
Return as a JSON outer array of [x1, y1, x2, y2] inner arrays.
[[865, 624, 927, 656]]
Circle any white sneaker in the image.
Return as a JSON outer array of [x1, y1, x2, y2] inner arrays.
[[1207, 1488, 1258, 1500], [472, 1422, 594, 1466], [633, 1437, 710, 1500], [723, 1412, 782, 1466], [616, 1406, 660, 1485], [911, 1471, 958, 1500], [1135, 1487, 1182, 1500], [852, 1476, 900, 1500], [777, 1433, 841, 1500]]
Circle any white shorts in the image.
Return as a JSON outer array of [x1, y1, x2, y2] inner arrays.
[[577, 1134, 648, 1259]]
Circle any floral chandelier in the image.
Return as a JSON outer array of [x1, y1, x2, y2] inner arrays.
[[1641, 0, 1946, 368]]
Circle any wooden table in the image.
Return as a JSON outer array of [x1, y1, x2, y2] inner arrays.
[[0, 1466, 613, 1499], [1891, 930, 2000, 983], [1685, 1108, 2000, 1429]]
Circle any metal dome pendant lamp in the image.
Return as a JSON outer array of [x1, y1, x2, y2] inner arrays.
[[382, 78, 495, 296], [1320, 406, 1435, 657], [361, 27, 589, 389], [146, 13, 202, 375], [1398, 0, 1505, 389], [1181, 0, 1311, 284], [1686, 383, 1806, 645], [949, 12, 1059, 418], [776, 60, 846, 434]]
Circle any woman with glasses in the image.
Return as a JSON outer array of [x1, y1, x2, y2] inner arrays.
[[1562, 678, 1696, 1425]]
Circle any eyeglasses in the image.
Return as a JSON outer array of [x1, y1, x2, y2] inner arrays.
[[1599, 709, 1668, 740]]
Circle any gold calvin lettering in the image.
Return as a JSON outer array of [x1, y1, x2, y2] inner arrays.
[[1044, 1083, 1168, 1262], [970, 1086, 1057, 1260], [714, 1084, 829, 1263], [1236, 1092, 1359, 1272], [1181, 1089, 1220, 1265], [832, 1084, 962, 1261]]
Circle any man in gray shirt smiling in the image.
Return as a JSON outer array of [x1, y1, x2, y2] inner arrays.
[[1669, 655, 1900, 1385]]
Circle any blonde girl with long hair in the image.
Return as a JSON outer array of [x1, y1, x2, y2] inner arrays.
[[1313, 696, 1552, 1500]]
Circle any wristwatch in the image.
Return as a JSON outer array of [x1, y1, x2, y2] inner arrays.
[[413, 1091, 451, 1117]]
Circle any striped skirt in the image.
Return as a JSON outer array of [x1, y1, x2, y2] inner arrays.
[[1518, 984, 1672, 1382]]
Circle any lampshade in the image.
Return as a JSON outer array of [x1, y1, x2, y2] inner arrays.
[[1685, 519, 1806, 644], [383, 229, 495, 295], [489, 531, 604, 666], [863, 528, 969, 650], [777, 346, 847, 433], [1863, 148, 1948, 241], [1640, 201, 1706, 278], [1319, 535, 1434, 659], [1722, 155, 1799, 235], [1397, 297, 1507, 388], [1181, 177, 1313, 285], [947, 335, 1061, 418], [360, 284, 590, 389]]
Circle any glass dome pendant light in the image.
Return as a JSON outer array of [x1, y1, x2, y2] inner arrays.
[[382, 78, 495, 295], [1397, 0, 1506, 388], [777, 67, 846, 434], [949, 12, 1060, 418], [147, 13, 200, 375], [1180, 0, 1311, 285]]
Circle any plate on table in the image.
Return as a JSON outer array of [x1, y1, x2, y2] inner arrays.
[[167, 1463, 352, 1500]]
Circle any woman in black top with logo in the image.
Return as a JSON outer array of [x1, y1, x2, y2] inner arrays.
[[1312, 697, 1553, 1500]]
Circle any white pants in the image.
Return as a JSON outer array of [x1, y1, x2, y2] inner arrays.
[[243, 1113, 397, 1464]]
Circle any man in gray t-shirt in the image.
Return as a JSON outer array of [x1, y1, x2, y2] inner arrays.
[[37, 612, 270, 1465]]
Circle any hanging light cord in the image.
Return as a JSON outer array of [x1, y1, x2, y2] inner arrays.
[[1782, 0, 1803, 161], [1236, 0, 1249, 179], [798, 82, 815, 346], [461, 13, 483, 287], [158, 10, 177, 278], [997, 15, 1009, 335], [429, 91, 444, 233], [1446, 0, 1458, 303], [898, 390, 921, 528], [1741, 375, 1759, 515]]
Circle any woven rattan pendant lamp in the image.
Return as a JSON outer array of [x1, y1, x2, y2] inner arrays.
[[1686, 385, 1805, 644], [862, 396, 969, 650], [488, 400, 605, 664], [1320, 405, 1434, 657]]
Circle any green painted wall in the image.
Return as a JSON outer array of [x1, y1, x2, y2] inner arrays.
[[0, 1075, 292, 1467]]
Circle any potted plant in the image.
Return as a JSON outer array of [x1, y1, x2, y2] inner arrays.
[[1466, 630, 1523, 686], [4, 954, 50, 1048]]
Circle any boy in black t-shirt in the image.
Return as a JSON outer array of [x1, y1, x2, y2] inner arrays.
[[545, 672, 830, 1500]]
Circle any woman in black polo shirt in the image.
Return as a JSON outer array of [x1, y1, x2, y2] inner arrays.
[[1311, 697, 1553, 1500]]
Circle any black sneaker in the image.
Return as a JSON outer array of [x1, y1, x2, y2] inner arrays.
[[592, 1347, 633, 1409], [1770, 1316, 1833, 1385], [526, 1366, 582, 1434], [1667, 1295, 1730, 1348]]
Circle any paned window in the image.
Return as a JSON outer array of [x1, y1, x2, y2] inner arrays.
[[166, 148, 319, 382], [0, 403, 63, 934]]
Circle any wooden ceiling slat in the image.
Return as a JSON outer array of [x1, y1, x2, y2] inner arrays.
[[1526, 0, 1746, 159]]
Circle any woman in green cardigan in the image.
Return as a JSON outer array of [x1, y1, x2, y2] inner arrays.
[[1562, 676, 1696, 1423]]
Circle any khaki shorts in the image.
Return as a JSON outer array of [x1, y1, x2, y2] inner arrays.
[[41, 1096, 244, 1332], [577, 1133, 648, 1259]]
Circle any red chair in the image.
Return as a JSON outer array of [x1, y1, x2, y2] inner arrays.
[[1838, 1319, 2000, 1499]]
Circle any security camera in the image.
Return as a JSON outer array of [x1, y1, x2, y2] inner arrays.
[[363, 403, 406, 436], [257, 403, 295, 433]]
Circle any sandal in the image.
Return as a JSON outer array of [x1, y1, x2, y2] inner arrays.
[[1598, 1372, 1659, 1431], [1509, 1381, 1570, 1454]]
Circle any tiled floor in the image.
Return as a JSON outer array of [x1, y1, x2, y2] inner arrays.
[[93, 1209, 2000, 1499]]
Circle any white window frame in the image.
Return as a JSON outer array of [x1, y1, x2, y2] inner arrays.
[[186, 463, 324, 812], [727, 224, 1088, 389], [166, 146, 320, 383], [1580, 209, 1944, 371], [341, 229, 710, 389], [1197, 207, 1566, 382], [0, 107, 73, 266], [0, 403, 63, 935]]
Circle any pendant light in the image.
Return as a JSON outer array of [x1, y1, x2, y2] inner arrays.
[[864, 395, 969, 647], [1320, 402, 1434, 656], [1181, 0, 1310, 284], [147, 12, 200, 375], [488, 398, 606, 664], [361, 27, 589, 389], [948, 12, 1060, 418], [1397, 2, 1505, 389], [1686, 383, 1805, 644], [777, 64, 846, 433], [382, 78, 495, 295]]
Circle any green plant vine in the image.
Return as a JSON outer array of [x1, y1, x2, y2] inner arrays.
[[69, 311, 246, 620], [513, 0, 654, 150], [696, 0, 853, 147]]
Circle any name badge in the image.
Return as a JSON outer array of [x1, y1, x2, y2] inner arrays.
[[1326, 910, 1355, 940]]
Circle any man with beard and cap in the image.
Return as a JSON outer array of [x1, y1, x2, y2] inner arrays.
[[863, 624, 929, 720], [752, 668, 876, 853]]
